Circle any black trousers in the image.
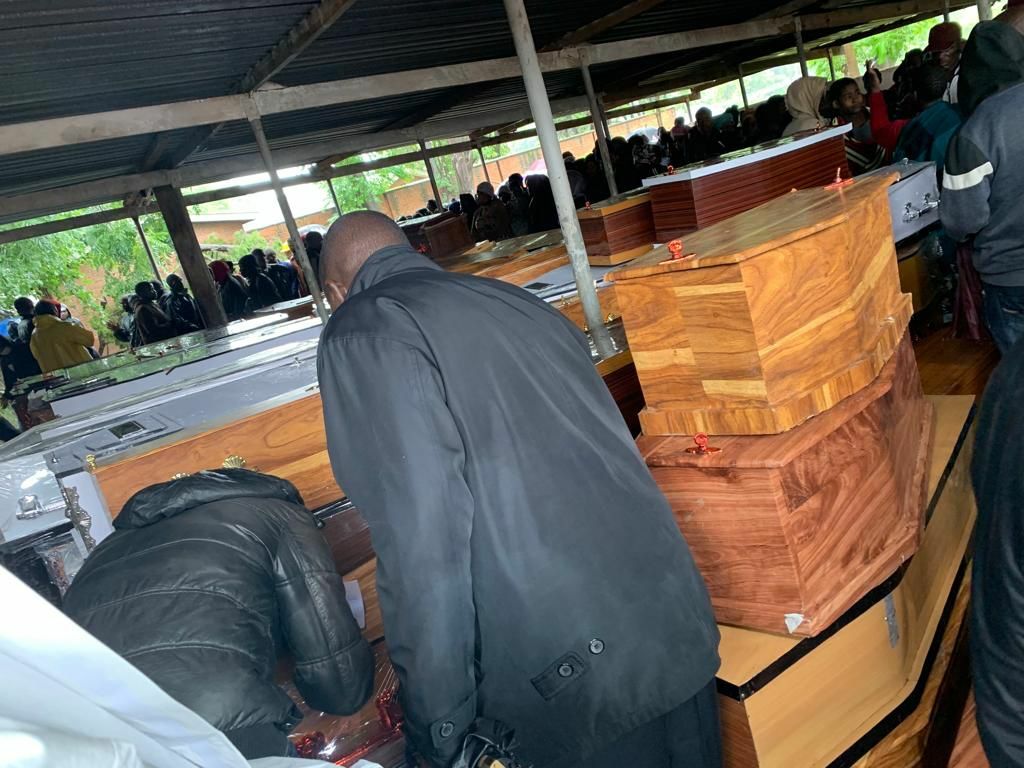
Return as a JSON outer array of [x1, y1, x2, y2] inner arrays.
[[546, 680, 722, 768]]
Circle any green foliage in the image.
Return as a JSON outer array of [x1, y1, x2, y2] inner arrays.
[[204, 229, 272, 261], [0, 212, 173, 347], [328, 150, 420, 213]]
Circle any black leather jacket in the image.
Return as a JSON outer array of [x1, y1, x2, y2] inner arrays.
[[64, 469, 374, 754]]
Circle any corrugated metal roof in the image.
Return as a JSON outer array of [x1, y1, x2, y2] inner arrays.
[[0, 0, 951, 219]]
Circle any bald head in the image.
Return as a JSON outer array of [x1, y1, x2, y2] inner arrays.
[[320, 211, 408, 308]]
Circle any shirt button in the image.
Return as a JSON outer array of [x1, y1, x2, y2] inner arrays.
[[589, 638, 605, 655], [439, 721, 455, 739], [558, 662, 574, 678]]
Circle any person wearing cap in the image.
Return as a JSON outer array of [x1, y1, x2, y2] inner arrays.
[[470, 181, 512, 243], [923, 21, 964, 105]]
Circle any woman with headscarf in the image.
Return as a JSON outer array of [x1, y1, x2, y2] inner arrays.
[[781, 76, 829, 137]]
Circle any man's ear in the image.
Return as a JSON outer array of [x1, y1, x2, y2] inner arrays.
[[323, 279, 347, 311]]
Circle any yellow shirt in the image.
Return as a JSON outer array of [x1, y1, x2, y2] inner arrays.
[[30, 314, 94, 373]]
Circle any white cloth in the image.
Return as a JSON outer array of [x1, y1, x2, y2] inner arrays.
[[0, 566, 350, 768]]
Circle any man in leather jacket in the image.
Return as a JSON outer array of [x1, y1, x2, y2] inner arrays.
[[63, 469, 374, 759]]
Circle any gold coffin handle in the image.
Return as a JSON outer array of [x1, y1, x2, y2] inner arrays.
[[170, 454, 248, 481]]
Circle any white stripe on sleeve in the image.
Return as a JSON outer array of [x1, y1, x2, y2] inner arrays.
[[943, 161, 994, 191]]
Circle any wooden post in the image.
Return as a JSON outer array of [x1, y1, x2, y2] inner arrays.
[[943, 0, 951, 21], [153, 186, 228, 329], [581, 58, 619, 198], [795, 17, 809, 78], [685, 99, 693, 122], [977, 0, 992, 20], [418, 139, 444, 207], [326, 179, 343, 216], [132, 215, 162, 281], [827, 49, 837, 80], [476, 143, 493, 185], [738, 67, 749, 108], [248, 114, 329, 324]]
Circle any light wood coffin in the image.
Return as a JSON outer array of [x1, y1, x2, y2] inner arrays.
[[639, 333, 933, 636], [642, 127, 849, 242], [716, 395, 975, 768], [610, 172, 912, 436], [577, 191, 656, 266]]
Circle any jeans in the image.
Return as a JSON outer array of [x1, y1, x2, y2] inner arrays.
[[546, 680, 723, 768], [982, 283, 1024, 355]]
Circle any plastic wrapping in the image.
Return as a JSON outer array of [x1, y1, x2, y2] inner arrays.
[[281, 642, 404, 765], [34, 531, 84, 595]]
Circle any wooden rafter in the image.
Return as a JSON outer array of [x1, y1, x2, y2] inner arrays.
[[541, 0, 669, 51]]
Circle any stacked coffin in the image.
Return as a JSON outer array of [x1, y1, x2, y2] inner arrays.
[[577, 190, 657, 266], [608, 173, 971, 766], [642, 126, 850, 242], [400, 211, 474, 260]]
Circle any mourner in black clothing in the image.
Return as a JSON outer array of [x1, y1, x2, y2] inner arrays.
[[971, 336, 1024, 767], [133, 281, 176, 346], [64, 470, 374, 759], [316, 211, 721, 768], [164, 274, 204, 334], [240, 253, 282, 313], [12, 297, 35, 345]]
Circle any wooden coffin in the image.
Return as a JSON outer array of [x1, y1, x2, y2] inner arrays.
[[400, 212, 474, 260], [642, 126, 850, 242], [639, 333, 933, 636], [610, 172, 912, 436], [716, 395, 975, 767], [577, 191, 656, 266]]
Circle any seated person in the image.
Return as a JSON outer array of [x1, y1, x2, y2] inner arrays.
[[829, 77, 887, 175], [63, 469, 374, 759], [240, 252, 282, 314]]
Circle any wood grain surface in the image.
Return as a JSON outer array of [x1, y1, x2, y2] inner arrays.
[[948, 692, 990, 768], [578, 192, 656, 264], [647, 135, 848, 242], [612, 173, 910, 435], [641, 334, 933, 636], [715, 395, 976, 767]]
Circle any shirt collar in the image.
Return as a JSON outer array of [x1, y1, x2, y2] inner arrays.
[[349, 244, 442, 299]]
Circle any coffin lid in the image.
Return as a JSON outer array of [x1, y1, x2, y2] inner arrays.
[[608, 172, 898, 282], [637, 332, 904, 468], [577, 189, 650, 219]]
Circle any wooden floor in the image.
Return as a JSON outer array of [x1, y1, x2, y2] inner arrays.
[[913, 328, 1000, 397]]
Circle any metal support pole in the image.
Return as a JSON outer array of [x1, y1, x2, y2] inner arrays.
[[503, 0, 613, 357], [418, 139, 444, 208], [476, 143, 493, 185], [738, 67, 749, 109], [795, 17, 809, 78], [581, 59, 619, 198], [943, 0, 951, 21], [326, 179, 343, 216], [977, 0, 992, 20], [827, 49, 836, 80], [248, 114, 329, 324], [685, 99, 693, 123], [598, 98, 613, 142], [132, 215, 162, 281]]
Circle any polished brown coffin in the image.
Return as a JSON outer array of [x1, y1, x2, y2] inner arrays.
[[638, 334, 933, 636], [715, 395, 974, 766], [577, 191, 656, 266], [611, 172, 912, 436], [400, 211, 474, 259], [642, 127, 850, 242]]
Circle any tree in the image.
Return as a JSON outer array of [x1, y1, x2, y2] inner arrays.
[[0, 211, 174, 348], [326, 150, 420, 213]]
